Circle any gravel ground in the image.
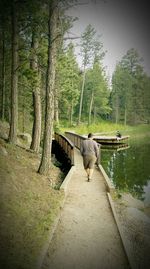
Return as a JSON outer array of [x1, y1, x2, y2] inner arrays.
[[114, 193, 150, 269], [41, 150, 129, 269]]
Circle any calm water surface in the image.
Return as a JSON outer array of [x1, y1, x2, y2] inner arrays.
[[101, 136, 150, 206]]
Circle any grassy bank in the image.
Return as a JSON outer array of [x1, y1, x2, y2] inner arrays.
[[0, 138, 64, 269], [59, 120, 150, 137], [59, 121, 128, 135]]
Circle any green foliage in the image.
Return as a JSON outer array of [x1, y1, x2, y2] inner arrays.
[[80, 24, 96, 67], [111, 48, 150, 125], [121, 48, 143, 75], [53, 121, 61, 133], [57, 43, 80, 123], [80, 24, 105, 68], [77, 24, 109, 124], [83, 60, 111, 123], [60, 120, 130, 135]]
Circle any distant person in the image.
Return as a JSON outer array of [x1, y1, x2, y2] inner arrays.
[[116, 130, 122, 138], [80, 133, 100, 182]]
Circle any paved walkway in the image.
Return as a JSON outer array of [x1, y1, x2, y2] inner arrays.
[[42, 149, 130, 269]]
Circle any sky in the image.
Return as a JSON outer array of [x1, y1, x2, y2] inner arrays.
[[66, 0, 150, 79]]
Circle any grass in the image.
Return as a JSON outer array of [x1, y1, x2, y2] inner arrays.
[[58, 120, 150, 138], [0, 137, 64, 269], [59, 120, 131, 135]]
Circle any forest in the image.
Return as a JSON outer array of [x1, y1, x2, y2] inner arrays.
[[0, 0, 150, 175]]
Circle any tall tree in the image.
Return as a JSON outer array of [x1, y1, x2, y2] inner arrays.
[[111, 48, 150, 125], [57, 43, 80, 125], [78, 24, 96, 124], [8, 0, 19, 144], [111, 64, 132, 124], [0, 0, 12, 123], [142, 75, 150, 123], [30, 32, 42, 153], [38, 0, 58, 175], [121, 48, 143, 75], [54, 4, 79, 124], [121, 49, 144, 124], [84, 58, 110, 124], [0, 19, 5, 121]]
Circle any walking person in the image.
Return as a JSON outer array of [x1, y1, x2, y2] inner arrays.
[[80, 133, 100, 181]]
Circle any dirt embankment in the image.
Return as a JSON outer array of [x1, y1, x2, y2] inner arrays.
[[0, 121, 64, 269]]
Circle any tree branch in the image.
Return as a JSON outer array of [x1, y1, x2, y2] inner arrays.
[[64, 36, 81, 40]]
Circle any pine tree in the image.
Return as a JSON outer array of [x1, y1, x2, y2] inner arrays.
[[78, 24, 96, 124], [84, 58, 110, 124], [8, 0, 19, 144], [57, 43, 80, 125], [111, 48, 149, 125], [30, 32, 42, 153], [111, 64, 132, 124], [38, 0, 59, 175]]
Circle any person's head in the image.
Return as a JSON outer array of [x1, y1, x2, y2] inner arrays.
[[88, 133, 94, 139]]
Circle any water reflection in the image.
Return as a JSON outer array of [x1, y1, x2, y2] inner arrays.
[[101, 138, 150, 204]]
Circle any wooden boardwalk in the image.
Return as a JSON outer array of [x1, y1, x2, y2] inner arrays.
[[41, 148, 130, 269], [65, 131, 130, 145], [94, 135, 129, 144]]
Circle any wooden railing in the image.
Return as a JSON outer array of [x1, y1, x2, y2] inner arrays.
[[65, 132, 113, 191], [65, 131, 101, 165], [54, 133, 74, 166], [65, 131, 86, 150]]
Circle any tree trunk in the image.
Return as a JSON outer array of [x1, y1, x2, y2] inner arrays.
[[93, 107, 96, 124], [1, 24, 5, 121], [30, 90, 41, 152], [115, 96, 119, 124], [38, 0, 58, 175], [78, 66, 86, 124], [54, 86, 59, 123], [30, 33, 41, 153], [70, 82, 74, 126], [22, 96, 25, 133], [124, 105, 127, 126], [88, 91, 94, 125], [8, 0, 18, 144], [69, 100, 74, 126]]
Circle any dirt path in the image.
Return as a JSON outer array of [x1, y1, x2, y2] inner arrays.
[[42, 149, 130, 269]]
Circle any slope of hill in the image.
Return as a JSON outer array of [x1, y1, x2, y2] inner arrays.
[[0, 122, 64, 269]]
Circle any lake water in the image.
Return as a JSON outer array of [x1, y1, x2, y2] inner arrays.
[[101, 135, 150, 206]]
